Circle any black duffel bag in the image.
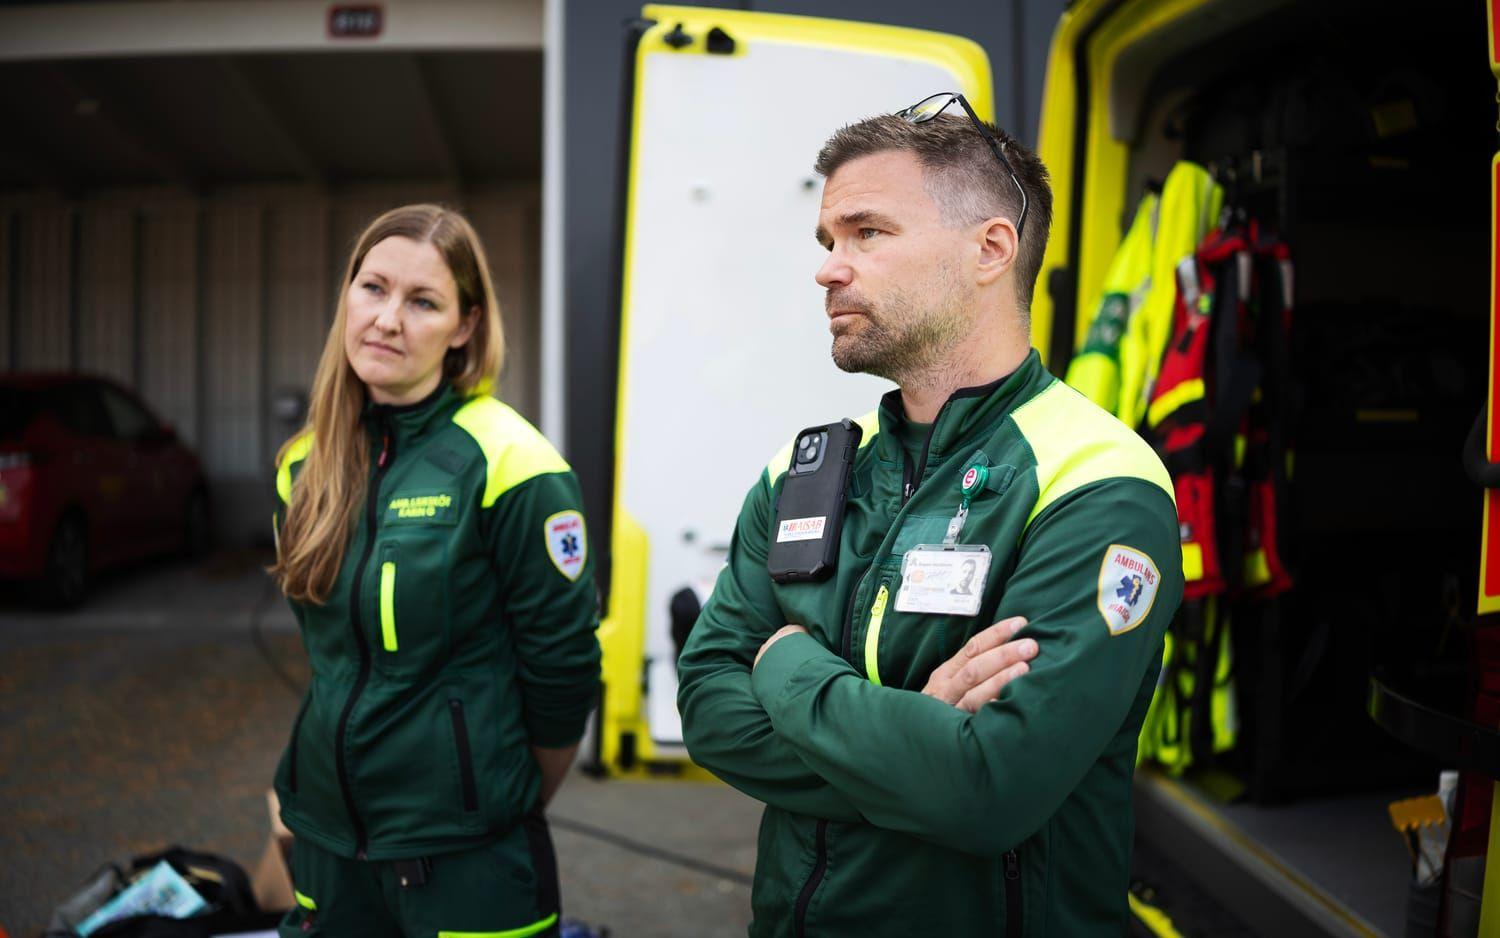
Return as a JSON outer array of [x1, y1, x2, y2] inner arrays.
[[44, 846, 282, 938]]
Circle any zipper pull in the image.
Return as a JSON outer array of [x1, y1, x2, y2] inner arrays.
[[870, 583, 889, 618], [377, 415, 395, 469], [1004, 849, 1020, 880]]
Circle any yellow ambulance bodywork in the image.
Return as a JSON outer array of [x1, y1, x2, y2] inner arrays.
[[597, 6, 993, 777]]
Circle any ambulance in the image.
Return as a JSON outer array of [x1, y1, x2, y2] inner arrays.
[[585, 3, 1497, 934]]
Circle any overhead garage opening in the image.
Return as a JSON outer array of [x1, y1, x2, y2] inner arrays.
[[0, 1, 546, 548]]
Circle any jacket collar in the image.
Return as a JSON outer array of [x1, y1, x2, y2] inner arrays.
[[363, 381, 464, 444], [874, 348, 1053, 471]]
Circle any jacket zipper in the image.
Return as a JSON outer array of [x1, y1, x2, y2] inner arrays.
[[1005, 848, 1023, 936], [333, 417, 393, 858], [799, 404, 954, 935], [900, 403, 950, 506], [799, 562, 873, 937], [448, 699, 480, 812], [792, 819, 829, 938]]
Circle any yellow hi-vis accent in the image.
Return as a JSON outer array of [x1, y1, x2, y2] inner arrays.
[[294, 888, 317, 910], [379, 561, 397, 652], [439, 913, 560, 938], [864, 583, 890, 686], [1145, 377, 1204, 430], [1128, 892, 1184, 938], [1118, 162, 1223, 429], [1066, 191, 1160, 412], [1010, 381, 1175, 529], [275, 433, 314, 504], [1181, 543, 1204, 582], [765, 409, 881, 484], [452, 396, 571, 509]]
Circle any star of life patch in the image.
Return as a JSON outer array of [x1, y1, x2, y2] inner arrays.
[[1097, 544, 1160, 635], [545, 510, 587, 581]]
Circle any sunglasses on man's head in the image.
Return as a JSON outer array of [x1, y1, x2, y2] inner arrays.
[[896, 92, 1029, 241]]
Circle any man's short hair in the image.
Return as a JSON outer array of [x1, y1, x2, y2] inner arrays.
[[814, 113, 1053, 315]]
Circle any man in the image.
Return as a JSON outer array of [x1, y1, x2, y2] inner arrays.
[[677, 95, 1182, 937]]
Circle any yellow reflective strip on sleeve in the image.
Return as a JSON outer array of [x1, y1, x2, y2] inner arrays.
[[439, 912, 560, 938], [276, 433, 314, 504], [380, 561, 397, 652], [864, 584, 890, 687], [294, 889, 317, 911], [1181, 543, 1204, 581], [452, 396, 571, 508], [1011, 381, 1175, 529], [1128, 892, 1185, 938], [1145, 377, 1205, 430], [766, 409, 881, 483]]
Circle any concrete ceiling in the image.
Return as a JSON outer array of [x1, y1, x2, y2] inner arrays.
[[0, 49, 543, 191]]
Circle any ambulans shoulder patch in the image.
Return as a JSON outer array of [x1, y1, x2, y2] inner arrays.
[[545, 510, 587, 581], [1096, 544, 1160, 636]]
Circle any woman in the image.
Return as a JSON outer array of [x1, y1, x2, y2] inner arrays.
[[270, 204, 600, 937]]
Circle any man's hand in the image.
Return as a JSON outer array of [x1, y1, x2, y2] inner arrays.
[[755, 624, 809, 668], [922, 617, 1036, 713]]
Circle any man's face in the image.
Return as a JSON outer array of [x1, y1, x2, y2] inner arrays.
[[814, 150, 976, 382]]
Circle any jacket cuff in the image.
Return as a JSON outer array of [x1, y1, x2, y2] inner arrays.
[[751, 631, 842, 710]]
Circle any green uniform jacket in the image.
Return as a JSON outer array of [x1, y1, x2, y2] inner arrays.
[[272, 384, 601, 862], [678, 351, 1182, 937]]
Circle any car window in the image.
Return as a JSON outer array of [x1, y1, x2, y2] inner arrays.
[[55, 384, 112, 438], [0, 387, 39, 441], [99, 386, 157, 441]]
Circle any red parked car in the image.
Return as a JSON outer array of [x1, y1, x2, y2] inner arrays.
[[0, 374, 209, 606]]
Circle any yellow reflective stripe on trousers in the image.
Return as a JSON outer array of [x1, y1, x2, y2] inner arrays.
[[379, 561, 397, 652], [439, 912, 559, 938], [864, 583, 890, 686], [294, 888, 317, 910]]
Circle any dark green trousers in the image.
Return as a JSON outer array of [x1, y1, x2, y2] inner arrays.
[[279, 808, 560, 938]]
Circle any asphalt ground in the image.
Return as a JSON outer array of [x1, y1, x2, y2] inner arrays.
[[0, 550, 759, 938]]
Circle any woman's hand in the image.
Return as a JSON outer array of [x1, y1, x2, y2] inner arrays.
[[531, 743, 581, 807]]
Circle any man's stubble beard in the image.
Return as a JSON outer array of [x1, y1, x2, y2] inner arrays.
[[829, 266, 974, 390]]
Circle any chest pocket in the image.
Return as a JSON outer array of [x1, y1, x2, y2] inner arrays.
[[864, 463, 1021, 690], [373, 490, 461, 679]]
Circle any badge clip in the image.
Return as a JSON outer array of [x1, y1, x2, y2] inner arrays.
[[944, 465, 988, 546]]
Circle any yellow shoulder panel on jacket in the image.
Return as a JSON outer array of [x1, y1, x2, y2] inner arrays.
[[1011, 381, 1174, 527], [452, 396, 571, 508], [764, 410, 881, 486], [275, 433, 314, 505]]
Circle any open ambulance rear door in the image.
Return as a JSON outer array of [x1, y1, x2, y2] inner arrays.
[[589, 5, 992, 776]]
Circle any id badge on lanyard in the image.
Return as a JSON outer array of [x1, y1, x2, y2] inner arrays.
[[895, 464, 992, 617]]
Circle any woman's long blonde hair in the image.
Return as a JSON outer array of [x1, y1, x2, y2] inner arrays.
[[272, 204, 504, 603]]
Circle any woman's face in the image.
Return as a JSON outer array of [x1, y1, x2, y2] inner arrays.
[[344, 235, 477, 405]]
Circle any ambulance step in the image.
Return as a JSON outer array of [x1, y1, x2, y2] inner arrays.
[[1135, 769, 1388, 937]]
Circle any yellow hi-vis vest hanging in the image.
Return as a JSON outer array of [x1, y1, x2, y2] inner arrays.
[[1066, 192, 1159, 413], [1117, 162, 1224, 430]]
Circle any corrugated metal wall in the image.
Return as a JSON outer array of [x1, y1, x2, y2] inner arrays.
[[0, 185, 541, 545]]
